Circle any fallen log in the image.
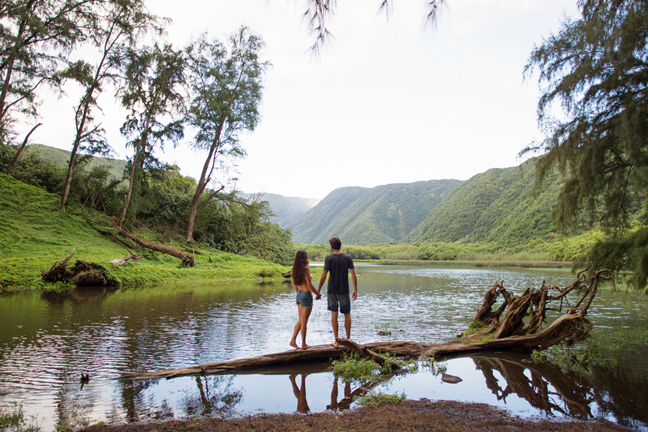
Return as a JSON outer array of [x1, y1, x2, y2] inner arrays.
[[109, 253, 143, 266], [117, 228, 195, 267], [118, 268, 611, 381], [119, 344, 344, 381]]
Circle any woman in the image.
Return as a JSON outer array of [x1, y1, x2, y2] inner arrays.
[[289, 249, 320, 350]]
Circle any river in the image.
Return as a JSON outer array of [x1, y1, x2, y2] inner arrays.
[[1, 265, 647, 431]]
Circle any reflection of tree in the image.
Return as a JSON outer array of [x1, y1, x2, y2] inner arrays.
[[473, 356, 593, 417], [180, 375, 243, 417], [120, 379, 153, 422], [41, 286, 116, 306], [589, 361, 648, 429]]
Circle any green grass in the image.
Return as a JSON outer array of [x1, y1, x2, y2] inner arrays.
[[356, 391, 406, 408], [0, 174, 298, 292], [0, 404, 40, 432], [330, 353, 385, 382]]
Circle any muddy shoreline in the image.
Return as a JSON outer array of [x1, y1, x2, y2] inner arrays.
[[81, 399, 632, 432]]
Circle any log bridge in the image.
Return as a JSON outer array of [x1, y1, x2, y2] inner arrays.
[[118, 266, 611, 382]]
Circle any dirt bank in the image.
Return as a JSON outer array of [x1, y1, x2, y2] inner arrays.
[[81, 399, 631, 432]]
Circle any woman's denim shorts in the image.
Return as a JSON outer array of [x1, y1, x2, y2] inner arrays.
[[296, 290, 313, 307]]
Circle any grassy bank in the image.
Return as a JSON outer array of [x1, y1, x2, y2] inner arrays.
[[0, 174, 293, 293]]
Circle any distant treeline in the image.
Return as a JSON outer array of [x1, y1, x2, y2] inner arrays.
[[297, 230, 606, 264]]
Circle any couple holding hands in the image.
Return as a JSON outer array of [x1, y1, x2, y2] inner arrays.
[[289, 236, 358, 350]]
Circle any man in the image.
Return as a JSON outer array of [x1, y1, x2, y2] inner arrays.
[[317, 236, 358, 348]]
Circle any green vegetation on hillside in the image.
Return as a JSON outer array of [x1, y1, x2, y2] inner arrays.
[[298, 231, 602, 265], [405, 159, 566, 244], [24, 144, 127, 181], [0, 172, 293, 292], [240, 192, 320, 228], [290, 180, 461, 245]]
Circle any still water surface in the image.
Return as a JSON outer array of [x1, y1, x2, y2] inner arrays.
[[1, 265, 647, 430]]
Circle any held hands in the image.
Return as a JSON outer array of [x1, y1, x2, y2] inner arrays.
[[315, 293, 321, 300]]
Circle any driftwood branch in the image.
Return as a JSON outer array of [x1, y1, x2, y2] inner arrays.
[[119, 345, 344, 381], [109, 253, 143, 266]]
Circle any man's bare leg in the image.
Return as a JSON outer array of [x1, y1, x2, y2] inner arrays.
[[331, 311, 339, 348], [344, 313, 352, 339]]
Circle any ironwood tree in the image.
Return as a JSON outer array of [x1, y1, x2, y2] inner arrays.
[[524, 0, 648, 289], [183, 28, 268, 243], [299, 0, 446, 53], [114, 43, 186, 228], [0, 0, 103, 144], [59, 0, 162, 213]]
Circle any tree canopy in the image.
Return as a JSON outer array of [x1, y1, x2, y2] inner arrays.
[[184, 28, 268, 242], [525, 0, 648, 288]]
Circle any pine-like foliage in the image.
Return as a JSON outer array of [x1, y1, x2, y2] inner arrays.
[[524, 0, 648, 288]]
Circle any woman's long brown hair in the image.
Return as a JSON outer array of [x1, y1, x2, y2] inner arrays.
[[291, 249, 309, 286]]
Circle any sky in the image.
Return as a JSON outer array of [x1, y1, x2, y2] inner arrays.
[[23, 0, 580, 200]]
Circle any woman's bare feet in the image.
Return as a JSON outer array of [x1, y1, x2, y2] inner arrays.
[[332, 341, 339, 349], [290, 341, 299, 350], [301, 344, 311, 350]]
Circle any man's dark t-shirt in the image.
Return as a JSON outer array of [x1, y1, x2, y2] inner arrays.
[[324, 253, 354, 295]]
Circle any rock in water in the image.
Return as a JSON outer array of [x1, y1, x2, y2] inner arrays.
[[441, 373, 463, 384]]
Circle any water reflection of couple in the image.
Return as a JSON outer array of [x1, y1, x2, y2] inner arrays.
[[289, 373, 353, 414], [290, 237, 358, 350]]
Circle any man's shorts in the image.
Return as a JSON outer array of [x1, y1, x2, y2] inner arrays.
[[296, 290, 313, 307], [327, 293, 351, 314]]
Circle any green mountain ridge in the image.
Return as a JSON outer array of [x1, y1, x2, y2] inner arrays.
[[291, 159, 572, 246], [289, 180, 462, 244], [24, 144, 127, 180], [405, 159, 566, 244], [240, 192, 320, 228]]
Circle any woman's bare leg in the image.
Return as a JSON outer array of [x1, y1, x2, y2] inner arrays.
[[290, 307, 301, 349], [300, 305, 313, 349]]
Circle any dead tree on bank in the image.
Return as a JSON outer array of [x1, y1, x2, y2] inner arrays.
[[117, 228, 195, 267], [119, 267, 611, 381], [42, 248, 120, 286]]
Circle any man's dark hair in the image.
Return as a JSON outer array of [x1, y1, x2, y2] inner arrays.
[[329, 236, 342, 250]]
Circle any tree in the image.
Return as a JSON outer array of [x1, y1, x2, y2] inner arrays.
[[524, 0, 648, 289], [183, 28, 268, 243], [59, 0, 162, 213], [115, 43, 186, 228], [0, 0, 101, 144], [299, 0, 445, 53]]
